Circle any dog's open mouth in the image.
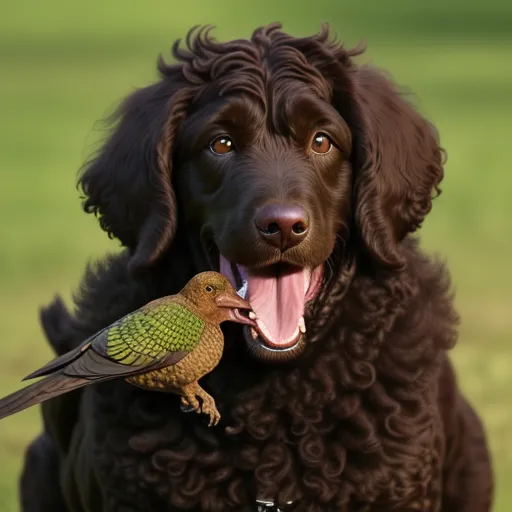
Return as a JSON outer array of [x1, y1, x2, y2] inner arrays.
[[219, 255, 323, 352]]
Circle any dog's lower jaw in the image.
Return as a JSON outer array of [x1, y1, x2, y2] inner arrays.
[[243, 327, 307, 363]]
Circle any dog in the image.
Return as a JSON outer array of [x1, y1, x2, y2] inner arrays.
[[19, 23, 493, 511]]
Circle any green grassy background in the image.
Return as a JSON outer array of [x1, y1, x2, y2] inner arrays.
[[0, 0, 511, 510]]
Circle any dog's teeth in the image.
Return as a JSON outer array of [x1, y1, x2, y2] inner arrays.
[[249, 311, 257, 320], [236, 280, 248, 299], [298, 317, 306, 334], [250, 328, 259, 339]]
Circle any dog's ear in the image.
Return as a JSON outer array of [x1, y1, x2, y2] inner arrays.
[[78, 72, 193, 275], [349, 66, 445, 269]]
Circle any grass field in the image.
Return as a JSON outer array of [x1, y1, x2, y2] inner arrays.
[[0, 1, 511, 510]]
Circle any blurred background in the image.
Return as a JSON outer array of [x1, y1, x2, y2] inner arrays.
[[0, 0, 511, 510]]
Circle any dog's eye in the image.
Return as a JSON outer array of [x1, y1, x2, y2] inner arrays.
[[310, 133, 332, 154], [210, 136, 234, 155]]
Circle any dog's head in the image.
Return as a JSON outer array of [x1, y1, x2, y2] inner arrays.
[[79, 24, 444, 362]]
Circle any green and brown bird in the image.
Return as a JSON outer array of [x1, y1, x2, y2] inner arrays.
[[0, 272, 254, 426]]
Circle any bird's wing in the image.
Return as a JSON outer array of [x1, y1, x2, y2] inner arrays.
[[95, 301, 204, 364], [62, 301, 204, 380], [23, 301, 203, 382]]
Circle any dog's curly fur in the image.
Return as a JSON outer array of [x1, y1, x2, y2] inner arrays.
[[20, 24, 493, 511]]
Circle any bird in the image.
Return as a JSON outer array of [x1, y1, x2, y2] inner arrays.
[[0, 271, 255, 426]]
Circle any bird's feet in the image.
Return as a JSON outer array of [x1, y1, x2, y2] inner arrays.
[[181, 383, 221, 427], [180, 394, 201, 414], [198, 391, 221, 427]]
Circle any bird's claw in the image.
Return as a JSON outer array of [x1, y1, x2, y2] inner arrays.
[[200, 397, 221, 427], [180, 403, 195, 414], [202, 406, 221, 427], [180, 388, 220, 427], [180, 395, 201, 415]]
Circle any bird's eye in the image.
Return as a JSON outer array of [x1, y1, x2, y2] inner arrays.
[[310, 132, 332, 154], [205, 285, 214, 293], [210, 136, 234, 155]]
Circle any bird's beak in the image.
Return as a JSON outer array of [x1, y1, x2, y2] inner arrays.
[[215, 291, 256, 327], [215, 291, 251, 310]]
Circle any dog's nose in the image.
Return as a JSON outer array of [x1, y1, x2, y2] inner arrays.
[[254, 204, 309, 251]]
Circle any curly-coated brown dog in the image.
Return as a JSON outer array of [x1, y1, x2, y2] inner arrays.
[[19, 23, 493, 512]]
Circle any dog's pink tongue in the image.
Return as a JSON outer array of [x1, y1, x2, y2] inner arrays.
[[219, 256, 304, 348], [246, 268, 304, 347]]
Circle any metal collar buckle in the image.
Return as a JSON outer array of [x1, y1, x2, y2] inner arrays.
[[256, 499, 295, 512]]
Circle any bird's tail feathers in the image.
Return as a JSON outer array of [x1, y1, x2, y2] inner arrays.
[[0, 374, 90, 421]]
